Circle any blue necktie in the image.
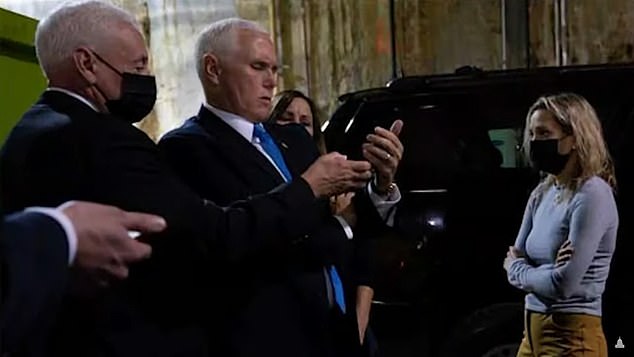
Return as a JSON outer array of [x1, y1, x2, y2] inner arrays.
[[253, 124, 292, 182], [253, 124, 346, 313], [328, 266, 346, 313]]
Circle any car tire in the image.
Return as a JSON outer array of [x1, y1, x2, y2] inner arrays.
[[439, 302, 524, 357]]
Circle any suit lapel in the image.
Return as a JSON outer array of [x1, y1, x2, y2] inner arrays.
[[195, 106, 286, 187]]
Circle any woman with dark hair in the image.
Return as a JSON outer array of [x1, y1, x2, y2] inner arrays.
[[268, 89, 327, 154], [269, 89, 379, 354]]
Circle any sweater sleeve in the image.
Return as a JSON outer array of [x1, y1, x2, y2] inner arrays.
[[506, 191, 535, 289]]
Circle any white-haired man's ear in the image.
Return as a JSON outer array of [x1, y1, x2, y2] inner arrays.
[[203, 53, 221, 85], [73, 47, 98, 85]]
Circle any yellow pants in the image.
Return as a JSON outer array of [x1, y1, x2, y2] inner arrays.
[[516, 310, 607, 357]]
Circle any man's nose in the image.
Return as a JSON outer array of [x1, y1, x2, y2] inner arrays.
[[263, 70, 277, 89]]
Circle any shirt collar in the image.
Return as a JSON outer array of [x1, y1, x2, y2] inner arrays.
[[203, 102, 255, 143], [46, 87, 99, 112]]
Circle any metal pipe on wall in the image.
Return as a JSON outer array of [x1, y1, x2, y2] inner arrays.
[[501, 0, 507, 69], [554, 0, 562, 66], [389, 0, 398, 79], [554, 0, 569, 66], [560, 0, 568, 65], [302, 0, 312, 93]]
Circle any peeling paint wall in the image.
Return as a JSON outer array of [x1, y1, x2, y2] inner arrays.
[[304, 0, 392, 118], [528, 0, 557, 66], [145, 0, 236, 137], [565, 0, 634, 65], [529, 0, 634, 66], [239, 0, 503, 118], [2, 0, 634, 137], [396, 0, 502, 75]]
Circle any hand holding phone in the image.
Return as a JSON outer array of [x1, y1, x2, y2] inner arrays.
[[362, 119, 404, 195]]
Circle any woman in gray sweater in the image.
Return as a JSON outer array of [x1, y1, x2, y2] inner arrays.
[[503, 93, 618, 357]]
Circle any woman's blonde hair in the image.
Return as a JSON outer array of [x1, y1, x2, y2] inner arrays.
[[522, 93, 616, 193]]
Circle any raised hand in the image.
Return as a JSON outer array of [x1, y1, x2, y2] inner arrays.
[[362, 120, 404, 194]]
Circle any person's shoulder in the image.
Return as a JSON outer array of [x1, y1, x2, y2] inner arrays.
[[160, 116, 206, 143], [573, 176, 617, 211], [3, 102, 76, 152], [578, 176, 613, 196], [21, 101, 74, 130]]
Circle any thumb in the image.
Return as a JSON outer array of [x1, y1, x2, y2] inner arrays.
[[390, 119, 404, 136]]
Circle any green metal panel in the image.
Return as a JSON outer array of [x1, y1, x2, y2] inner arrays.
[[0, 7, 46, 143]]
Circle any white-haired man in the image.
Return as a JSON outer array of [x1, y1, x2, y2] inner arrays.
[[0, 1, 375, 356], [159, 17, 403, 357]]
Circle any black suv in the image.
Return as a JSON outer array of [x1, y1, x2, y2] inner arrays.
[[323, 63, 634, 357]]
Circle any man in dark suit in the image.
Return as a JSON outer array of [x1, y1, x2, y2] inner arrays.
[[0, 2, 373, 356], [158, 18, 404, 357], [1, 201, 166, 354]]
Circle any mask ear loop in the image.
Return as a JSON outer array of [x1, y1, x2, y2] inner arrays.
[[91, 51, 123, 77], [89, 51, 124, 104]]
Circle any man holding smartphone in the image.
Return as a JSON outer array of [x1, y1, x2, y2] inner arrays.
[[158, 18, 404, 357]]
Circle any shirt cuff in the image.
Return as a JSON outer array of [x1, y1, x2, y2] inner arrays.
[[24, 207, 78, 266], [333, 215, 354, 239], [367, 182, 401, 226]]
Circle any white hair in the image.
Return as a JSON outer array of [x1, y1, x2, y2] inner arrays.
[[35, 0, 140, 78], [194, 18, 268, 81]]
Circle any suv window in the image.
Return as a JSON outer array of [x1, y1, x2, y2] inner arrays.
[[488, 128, 526, 168]]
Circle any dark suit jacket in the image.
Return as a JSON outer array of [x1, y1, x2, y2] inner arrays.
[[159, 107, 383, 357], [0, 90, 324, 357], [1, 211, 68, 355]]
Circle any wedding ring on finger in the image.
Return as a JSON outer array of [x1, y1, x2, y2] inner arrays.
[[384, 153, 391, 160]]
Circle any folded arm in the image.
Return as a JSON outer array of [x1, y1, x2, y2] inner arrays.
[[506, 185, 616, 299]]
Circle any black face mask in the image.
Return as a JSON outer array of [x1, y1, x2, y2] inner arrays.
[[529, 138, 570, 175], [92, 51, 157, 123]]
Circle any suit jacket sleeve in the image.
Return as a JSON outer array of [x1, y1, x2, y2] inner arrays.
[[158, 125, 349, 269], [1, 211, 69, 353], [90, 121, 322, 265]]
